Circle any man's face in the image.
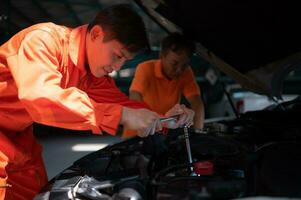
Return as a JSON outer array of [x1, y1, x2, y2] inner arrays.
[[86, 25, 134, 77], [161, 50, 190, 79]]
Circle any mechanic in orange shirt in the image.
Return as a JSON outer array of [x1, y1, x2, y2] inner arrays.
[[0, 5, 194, 200], [130, 33, 205, 130]]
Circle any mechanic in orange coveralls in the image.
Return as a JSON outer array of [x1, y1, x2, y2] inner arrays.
[[0, 4, 194, 200]]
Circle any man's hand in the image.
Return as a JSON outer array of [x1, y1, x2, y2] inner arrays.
[[164, 104, 195, 128], [121, 107, 162, 137]]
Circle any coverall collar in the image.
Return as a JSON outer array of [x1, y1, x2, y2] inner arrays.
[[69, 25, 88, 72]]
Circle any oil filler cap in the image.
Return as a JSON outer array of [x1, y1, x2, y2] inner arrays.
[[193, 161, 214, 175]]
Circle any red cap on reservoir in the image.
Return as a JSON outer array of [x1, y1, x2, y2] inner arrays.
[[193, 161, 214, 175]]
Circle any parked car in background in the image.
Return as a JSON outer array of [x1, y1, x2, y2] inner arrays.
[[208, 84, 299, 117]]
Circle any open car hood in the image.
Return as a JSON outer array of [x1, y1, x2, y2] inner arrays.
[[135, 0, 301, 98]]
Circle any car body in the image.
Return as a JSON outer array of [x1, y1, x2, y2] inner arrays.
[[34, 98, 301, 199]]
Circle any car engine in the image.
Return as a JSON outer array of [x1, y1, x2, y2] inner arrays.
[[35, 99, 301, 200]]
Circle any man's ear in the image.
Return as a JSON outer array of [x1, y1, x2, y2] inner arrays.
[[90, 25, 104, 41]]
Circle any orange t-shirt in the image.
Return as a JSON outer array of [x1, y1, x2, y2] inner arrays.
[[130, 59, 200, 115]]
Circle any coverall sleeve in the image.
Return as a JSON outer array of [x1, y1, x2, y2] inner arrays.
[[86, 75, 148, 109], [6, 30, 121, 135]]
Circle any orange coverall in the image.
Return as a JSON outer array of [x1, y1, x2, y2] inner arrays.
[[0, 23, 145, 199]]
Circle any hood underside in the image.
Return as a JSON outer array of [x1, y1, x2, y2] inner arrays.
[[135, 0, 301, 98]]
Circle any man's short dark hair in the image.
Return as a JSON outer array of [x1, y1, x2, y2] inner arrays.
[[161, 32, 195, 57], [88, 4, 149, 53]]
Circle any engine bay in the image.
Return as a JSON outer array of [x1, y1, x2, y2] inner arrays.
[[35, 101, 301, 200]]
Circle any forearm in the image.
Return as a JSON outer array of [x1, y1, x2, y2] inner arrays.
[[188, 96, 205, 129], [193, 105, 204, 129]]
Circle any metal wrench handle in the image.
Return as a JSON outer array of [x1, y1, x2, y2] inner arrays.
[[159, 115, 178, 123], [184, 125, 194, 173]]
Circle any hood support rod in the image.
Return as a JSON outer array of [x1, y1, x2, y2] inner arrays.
[[221, 81, 239, 118]]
